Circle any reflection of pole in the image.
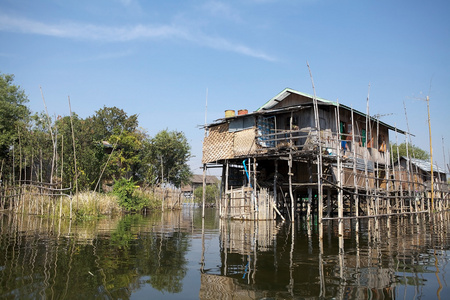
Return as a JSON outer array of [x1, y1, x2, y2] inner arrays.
[[338, 232, 345, 299], [319, 223, 325, 298], [200, 217, 205, 273], [289, 223, 294, 296], [355, 219, 361, 289], [161, 156, 165, 212]]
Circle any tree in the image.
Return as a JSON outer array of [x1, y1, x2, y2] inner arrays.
[[390, 142, 430, 162], [92, 106, 138, 140], [194, 184, 219, 205], [0, 73, 30, 159], [147, 130, 192, 188]]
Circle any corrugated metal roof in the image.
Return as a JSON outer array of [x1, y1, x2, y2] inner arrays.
[[256, 88, 332, 111], [401, 156, 447, 174]]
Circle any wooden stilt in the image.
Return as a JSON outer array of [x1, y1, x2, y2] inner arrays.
[[335, 101, 344, 236]]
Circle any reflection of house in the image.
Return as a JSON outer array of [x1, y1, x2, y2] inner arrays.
[[202, 88, 449, 220], [181, 174, 219, 197]]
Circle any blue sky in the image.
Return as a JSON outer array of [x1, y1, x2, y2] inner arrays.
[[1, 0, 449, 175]]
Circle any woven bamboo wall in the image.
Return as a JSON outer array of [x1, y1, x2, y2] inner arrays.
[[233, 128, 258, 156], [202, 123, 233, 163], [202, 124, 259, 163]]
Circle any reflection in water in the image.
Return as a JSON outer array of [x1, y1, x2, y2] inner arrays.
[[0, 209, 449, 299], [201, 213, 450, 299]]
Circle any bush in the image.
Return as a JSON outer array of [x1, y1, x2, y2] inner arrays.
[[113, 177, 148, 212]]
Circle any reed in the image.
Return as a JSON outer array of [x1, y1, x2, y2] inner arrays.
[[74, 191, 121, 218]]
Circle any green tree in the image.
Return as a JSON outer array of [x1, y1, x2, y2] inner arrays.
[[194, 184, 219, 204], [92, 106, 138, 139], [390, 142, 430, 162], [0, 73, 30, 159], [147, 130, 192, 188]]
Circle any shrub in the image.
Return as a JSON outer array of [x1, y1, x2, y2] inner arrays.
[[113, 177, 148, 212]]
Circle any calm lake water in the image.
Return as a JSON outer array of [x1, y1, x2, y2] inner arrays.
[[0, 207, 449, 299]]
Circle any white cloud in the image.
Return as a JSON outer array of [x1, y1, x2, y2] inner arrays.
[[0, 13, 276, 61]]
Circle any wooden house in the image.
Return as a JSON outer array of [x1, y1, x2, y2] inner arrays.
[[202, 88, 449, 221]]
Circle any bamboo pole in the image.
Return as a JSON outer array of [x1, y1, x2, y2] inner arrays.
[[426, 96, 434, 211], [395, 125, 404, 213], [351, 107, 359, 219], [60, 134, 63, 219], [403, 101, 418, 213], [274, 159, 278, 219], [364, 86, 370, 217], [402, 102, 413, 211], [202, 89, 208, 218], [385, 143, 391, 215], [288, 111, 295, 222], [307, 162, 312, 222], [225, 160, 229, 218], [335, 101, 343, 230], [307, 62, 323, 231], [40, 86, 56, 184], [68, 96, 77, 219], [253, 157, 258, 219]]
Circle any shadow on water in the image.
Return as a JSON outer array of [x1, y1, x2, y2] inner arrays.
[[0, 208, 449, 299]]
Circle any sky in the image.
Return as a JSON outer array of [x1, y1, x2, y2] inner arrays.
[[1, 0, 449, 177]]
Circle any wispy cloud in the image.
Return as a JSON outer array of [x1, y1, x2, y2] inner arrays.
[[0, 14, 183, 41], [194, 34, 277, 61], [78, 49, 135, 62], [0, 13, 276, 61], [201, 1, 242, 22]]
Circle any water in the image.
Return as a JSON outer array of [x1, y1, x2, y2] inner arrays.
[[0, 208, 449, 299]]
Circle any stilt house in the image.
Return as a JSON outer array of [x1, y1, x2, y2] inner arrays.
[[202, 88, 448, 221]]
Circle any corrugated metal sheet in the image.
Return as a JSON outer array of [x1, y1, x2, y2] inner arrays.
[[402, 156, 447, 174]]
